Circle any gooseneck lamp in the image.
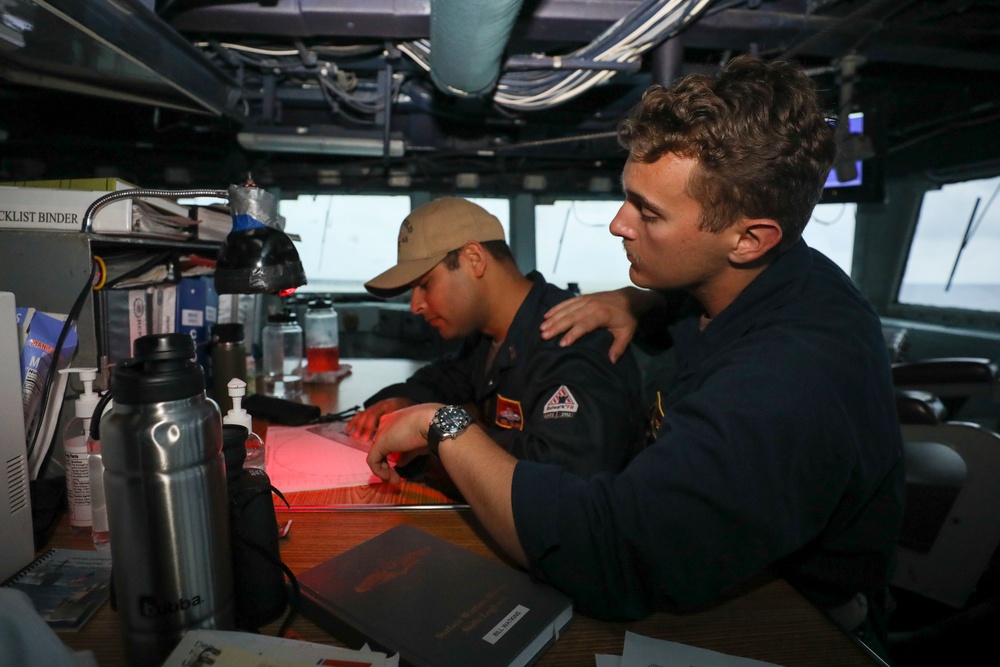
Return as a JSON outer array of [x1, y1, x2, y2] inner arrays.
[[81, 181, 307, 295]]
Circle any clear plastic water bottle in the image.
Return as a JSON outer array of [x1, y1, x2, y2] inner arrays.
[[87, 390, 114, 552], [101, 333, 235, 666], [305, 298, 340, 380], [261, 309, 303, 399]]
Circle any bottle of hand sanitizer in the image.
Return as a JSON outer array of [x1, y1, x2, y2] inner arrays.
[[60, 367, 100, 534], [223, 378, 265, 470]]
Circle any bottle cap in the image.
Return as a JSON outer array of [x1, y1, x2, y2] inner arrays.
[[267, 309, 298, 324], [223, 378, 254, 431], [212, 322, 245, 343], [307, 298, 334, 310], [112, 333, 205, 403], [59, 367, 101, 420]]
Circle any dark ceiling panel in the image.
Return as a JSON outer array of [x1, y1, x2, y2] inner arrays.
[[1, 0, 999, 194]]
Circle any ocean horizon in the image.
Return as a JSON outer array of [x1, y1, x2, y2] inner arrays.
[[897, 283, 1000, 312]]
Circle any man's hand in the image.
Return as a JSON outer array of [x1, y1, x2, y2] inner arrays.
[[540, 288, 641, 363], [369, 403, 527, 567], [346, 397, 417, 441], [367, 404, 441, 484]]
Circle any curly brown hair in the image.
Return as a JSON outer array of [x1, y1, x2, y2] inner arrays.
[[618, 55, 836, 249]]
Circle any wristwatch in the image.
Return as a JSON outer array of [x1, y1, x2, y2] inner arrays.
[[427, 405, 472, 459]]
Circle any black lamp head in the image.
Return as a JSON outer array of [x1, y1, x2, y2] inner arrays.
[[215, 225, 307, 295], [214, 183, 307, 295]]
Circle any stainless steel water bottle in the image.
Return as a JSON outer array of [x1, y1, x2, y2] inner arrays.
[[101, 333, 235, 666]]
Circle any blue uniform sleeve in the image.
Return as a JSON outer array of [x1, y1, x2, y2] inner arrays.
[[512, 347, 891, 620]]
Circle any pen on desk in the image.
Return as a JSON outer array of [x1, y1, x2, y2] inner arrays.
[[313, 405, 361, 423]]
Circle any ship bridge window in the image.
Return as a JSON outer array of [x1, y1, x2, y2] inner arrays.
[[535, 200, 856, 294], [899, 175, 1000, 313], [281, 195, 510, 293], [803, 203, 856, 276], [536, 200, 632, 294], [279, 194, 854, 297]]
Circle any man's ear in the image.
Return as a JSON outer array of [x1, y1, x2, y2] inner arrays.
[[462, 241, 488, 278], [730, 218, 782, 264]]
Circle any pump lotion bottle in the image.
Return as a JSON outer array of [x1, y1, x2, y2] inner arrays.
[[223, 377, 265, 470], [60, 367, 100, 534]]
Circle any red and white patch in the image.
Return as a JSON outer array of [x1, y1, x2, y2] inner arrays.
[[495, 395, 524, 430], [543, 385, 579, 418]]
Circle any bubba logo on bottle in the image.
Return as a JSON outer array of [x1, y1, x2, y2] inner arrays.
[[139, 594, 204, 617]]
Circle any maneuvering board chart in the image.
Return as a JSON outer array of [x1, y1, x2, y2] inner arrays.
[[265, 421, 383, 492]]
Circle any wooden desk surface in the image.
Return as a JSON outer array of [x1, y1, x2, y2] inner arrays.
[[55, 509, 876, 667]]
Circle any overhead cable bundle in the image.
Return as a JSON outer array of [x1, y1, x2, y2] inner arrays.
[[399, 0, 714, 111]]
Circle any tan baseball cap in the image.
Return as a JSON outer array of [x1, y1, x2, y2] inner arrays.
[[364, 197, 506, 297]]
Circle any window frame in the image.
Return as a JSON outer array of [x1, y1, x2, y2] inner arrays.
[[882, 172, 1000, 332]]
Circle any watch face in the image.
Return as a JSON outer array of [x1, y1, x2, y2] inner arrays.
[[436, 405, 471, 435], [428, 405, 471, 459]]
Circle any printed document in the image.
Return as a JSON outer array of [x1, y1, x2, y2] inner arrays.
[[265, 421, 382, 492], [606, 631, 782, 667]]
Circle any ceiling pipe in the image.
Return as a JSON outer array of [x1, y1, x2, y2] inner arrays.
[[428, 0, 525, 97], [651, 37, 684, 87]]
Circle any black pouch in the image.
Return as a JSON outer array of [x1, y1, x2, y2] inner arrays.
[[228, 467, 295, 630], [222, 423, 297, 630]]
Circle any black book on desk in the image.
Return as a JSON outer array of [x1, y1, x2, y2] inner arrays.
[[295, 524, 573, 667]]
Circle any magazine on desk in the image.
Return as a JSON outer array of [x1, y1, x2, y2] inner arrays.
[[295, 524, 573, 667], [2, 548, 112, 631]]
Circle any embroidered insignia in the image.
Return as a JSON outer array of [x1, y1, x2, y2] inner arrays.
[[543, 385, 579, 418], [495, 394, 524, 430], [646, 390, 666, 444]]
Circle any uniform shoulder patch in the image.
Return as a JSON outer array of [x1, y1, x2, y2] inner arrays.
[[543, 385, 579, 418], [495, 394, 524, 430]]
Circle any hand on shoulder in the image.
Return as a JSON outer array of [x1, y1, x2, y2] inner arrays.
[[540, 287, 659, 363]]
